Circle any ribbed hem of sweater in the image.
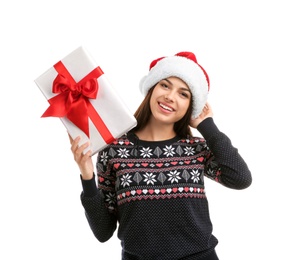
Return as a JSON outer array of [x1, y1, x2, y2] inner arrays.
[[80, 174, 98, 198]]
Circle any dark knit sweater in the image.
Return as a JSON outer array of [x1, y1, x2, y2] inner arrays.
[[80, 118, 252, 260]]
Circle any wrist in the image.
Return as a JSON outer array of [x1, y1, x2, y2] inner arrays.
[[81, 172, 94, 181]]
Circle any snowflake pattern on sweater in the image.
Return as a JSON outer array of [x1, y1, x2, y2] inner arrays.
[[97, 134, 221, 211]]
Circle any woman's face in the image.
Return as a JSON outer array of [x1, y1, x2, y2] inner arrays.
[[149, 77, 191, 125]]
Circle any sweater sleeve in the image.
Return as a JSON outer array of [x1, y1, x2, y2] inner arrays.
[[80, 174, 117, 242], [197, 117, 252, 190]]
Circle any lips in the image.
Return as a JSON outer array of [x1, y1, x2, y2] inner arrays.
[[159, 102, 175, 112]]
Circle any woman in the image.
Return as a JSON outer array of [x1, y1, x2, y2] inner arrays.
[[70, 52, 252, 260]]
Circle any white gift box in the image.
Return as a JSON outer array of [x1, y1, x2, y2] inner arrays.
[[35, 46, 137, 155]]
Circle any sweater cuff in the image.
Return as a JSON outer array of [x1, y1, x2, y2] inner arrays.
[[80, 173, 99, 198], [197, 117, 220, 140]]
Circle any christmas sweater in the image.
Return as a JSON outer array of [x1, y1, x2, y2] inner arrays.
[[80, 118, 252, 260]]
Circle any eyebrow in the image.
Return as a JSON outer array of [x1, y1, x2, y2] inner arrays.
[[163, 78, 191, 93]]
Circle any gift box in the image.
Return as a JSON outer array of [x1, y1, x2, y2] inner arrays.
[[35, 46, 137, 155]]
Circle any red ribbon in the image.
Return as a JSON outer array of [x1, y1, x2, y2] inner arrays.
[[42, 61, 115, 144]]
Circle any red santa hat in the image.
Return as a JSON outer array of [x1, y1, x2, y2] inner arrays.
[[139, 52, 210, 119]]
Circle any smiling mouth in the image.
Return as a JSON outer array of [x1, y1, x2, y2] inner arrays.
[[159, 102, 174, 112]]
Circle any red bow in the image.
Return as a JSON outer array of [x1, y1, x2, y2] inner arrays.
[[42, 61, 113, 142]]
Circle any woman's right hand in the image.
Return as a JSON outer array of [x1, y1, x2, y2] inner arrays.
[[69, 135, 94, 180]]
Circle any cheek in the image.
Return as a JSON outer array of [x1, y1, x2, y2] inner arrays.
[[149, 96, 158, 111], [179, 99, 190, 113]]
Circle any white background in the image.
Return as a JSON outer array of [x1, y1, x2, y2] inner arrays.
[[1, 0, 301, 259]]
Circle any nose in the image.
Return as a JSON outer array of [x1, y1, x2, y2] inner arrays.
[[164, 91, 175, 102]]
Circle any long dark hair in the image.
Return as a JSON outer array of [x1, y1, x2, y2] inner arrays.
[[130, 85, 193, 138]]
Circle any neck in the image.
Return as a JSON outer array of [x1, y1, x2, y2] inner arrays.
[[135, 120, 176, 141]]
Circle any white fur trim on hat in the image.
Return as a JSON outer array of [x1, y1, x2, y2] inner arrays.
[[139, 55, 209, 118]]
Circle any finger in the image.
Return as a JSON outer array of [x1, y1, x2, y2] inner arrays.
[[70, 136, 81, 153], [82, 149, 92, 160], [204, 103, 212, 112], [75, 141, 90, 160], [68, 133, 74, 145]]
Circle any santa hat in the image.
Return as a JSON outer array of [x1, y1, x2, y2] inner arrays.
[[139, 52, 210, 119]]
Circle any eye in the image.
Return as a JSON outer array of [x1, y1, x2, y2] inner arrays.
[[180, 91, 190, 99], [160, 83, 169, 89], [181, 92, 188, 98]]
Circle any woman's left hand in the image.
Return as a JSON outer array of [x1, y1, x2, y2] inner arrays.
[[189, 102, 213, 128]]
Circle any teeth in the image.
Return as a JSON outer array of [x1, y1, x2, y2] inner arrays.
[[160, 103, 173, 111]]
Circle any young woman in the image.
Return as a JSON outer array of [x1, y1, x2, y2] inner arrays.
[[70, 52, 252, 260]]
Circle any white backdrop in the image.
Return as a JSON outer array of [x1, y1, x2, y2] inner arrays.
[[1, 0, 301, 259]]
